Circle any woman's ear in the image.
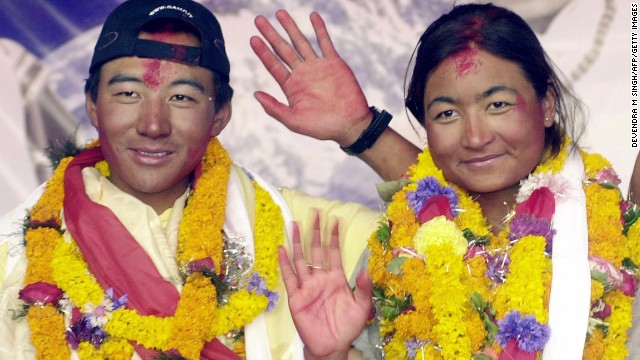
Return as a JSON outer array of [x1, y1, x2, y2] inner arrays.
[[542, 86, 557, 128], [86, 93, 99, 128], [210, 103, 232, 137]]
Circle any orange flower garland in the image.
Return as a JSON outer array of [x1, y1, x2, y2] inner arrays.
[[369, 138, 640, 359], [18, 139, 284, 359]]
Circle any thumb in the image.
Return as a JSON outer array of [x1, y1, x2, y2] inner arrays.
[[254, 91, 290, 123], [353, 270, 373, 308]]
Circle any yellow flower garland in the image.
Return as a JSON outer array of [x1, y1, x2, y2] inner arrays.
[[20, 139, 284, 359], [493, 235, 549, 322], [369, 138, 640, 359]]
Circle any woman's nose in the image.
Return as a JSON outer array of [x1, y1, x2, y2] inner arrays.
[[462, 114, 494, 149]]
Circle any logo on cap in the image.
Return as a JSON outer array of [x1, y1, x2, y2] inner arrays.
[[149, 5, 193, 18], [97, 32, 119, 50]]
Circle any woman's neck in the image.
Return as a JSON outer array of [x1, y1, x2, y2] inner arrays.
[[471, 183, 520, 235]]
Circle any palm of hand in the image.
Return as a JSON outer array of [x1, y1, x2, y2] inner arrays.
[[282, 56, 369, 141], [287, 266, 371, 356], [252, 10, 371, 145], [278, 217, 373, 358]]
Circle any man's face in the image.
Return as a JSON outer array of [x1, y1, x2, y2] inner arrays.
[[86, 31, 230, 210]]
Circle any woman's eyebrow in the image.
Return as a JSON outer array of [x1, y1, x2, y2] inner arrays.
[[477, 85, 517, 101], [426, 96, 456, 112]]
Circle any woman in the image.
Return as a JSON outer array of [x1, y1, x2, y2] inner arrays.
[[631, 153, 640, 204], [252, 4, 639, 359]]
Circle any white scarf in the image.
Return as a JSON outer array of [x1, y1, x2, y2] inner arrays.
[[543, 149, 590, 359], [225, 166, 304, 360]]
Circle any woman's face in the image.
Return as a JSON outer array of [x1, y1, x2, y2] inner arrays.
[[422, 49, 555, 195]]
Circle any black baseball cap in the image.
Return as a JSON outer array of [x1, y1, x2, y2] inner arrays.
[[89, 0, 230, 82]]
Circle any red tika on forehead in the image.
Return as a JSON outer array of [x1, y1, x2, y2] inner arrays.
[[453, 48, 481, 78], [143, 59, 163, 89]]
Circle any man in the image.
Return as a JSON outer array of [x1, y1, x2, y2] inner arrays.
[[0, 1, 386, 358]]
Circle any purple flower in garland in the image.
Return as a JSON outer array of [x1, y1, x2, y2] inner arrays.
[[509, 214, 555, 254], [405, 338, 428, 358], [496, 311, 550, 352], [247, 272, 279, 311], [65, 320, 83, 349], [265, 291, 279, 312], [247, 272, 265, 291], [66, 315, 108, 349], [516, 316, 551, 352], [486, 253, 510, 284], [406, 177, 459, 217], [64, 288, 127, 349], [85, 288, 128, 328]]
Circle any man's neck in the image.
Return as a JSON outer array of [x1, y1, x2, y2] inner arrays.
[[110, 180, 189, 214]]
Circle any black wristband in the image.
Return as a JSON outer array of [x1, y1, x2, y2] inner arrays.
[[340, 107, 393, 155]]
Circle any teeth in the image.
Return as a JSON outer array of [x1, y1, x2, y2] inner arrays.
[[138, 151, 169, 157]]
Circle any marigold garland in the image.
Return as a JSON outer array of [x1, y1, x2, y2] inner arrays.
[[253, 184, 284, 289], [167, 273, 219, 360], [28, 156, 73, 227], [603, 291, 633, 359], [25, 305, 69, 360], [369, 138, 639, 359], [425, 243, 472, 359], [18, 139, 284, 359], [24, 228, 60, 285], [493, 235, 548, 322], [177, 139, 232, 273], [629, 223, 640, 267]]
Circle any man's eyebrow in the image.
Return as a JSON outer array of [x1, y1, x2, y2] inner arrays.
[[107, 74, 142, 86], [107, 74, 206, 93], [170, 78, 205, 93]]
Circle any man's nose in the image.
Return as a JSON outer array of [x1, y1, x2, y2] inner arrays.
[[136, 98, 172, 138]]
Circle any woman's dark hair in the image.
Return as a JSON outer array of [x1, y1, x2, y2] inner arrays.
[[84, 18, 233, 110], [405, 3, 583, 157]]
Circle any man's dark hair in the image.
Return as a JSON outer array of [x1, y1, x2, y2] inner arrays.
[[85, 18, 233, 109]]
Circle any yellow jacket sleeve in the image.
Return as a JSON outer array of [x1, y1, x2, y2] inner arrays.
[[279, 187, 381, 277]]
